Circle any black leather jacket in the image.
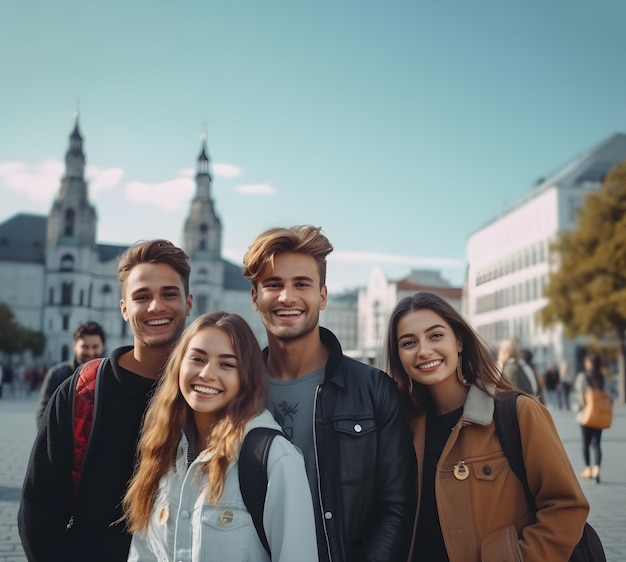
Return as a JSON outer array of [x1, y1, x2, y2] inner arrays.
[[313, 328, 417, 562]]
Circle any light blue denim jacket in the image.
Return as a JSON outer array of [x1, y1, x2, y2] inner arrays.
[[128, 409, 318, 562]]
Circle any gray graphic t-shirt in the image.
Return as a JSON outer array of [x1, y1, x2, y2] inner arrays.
[[267, 369, 325, 535]]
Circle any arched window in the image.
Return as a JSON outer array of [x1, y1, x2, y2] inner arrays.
[[60, 254, 75, 271]]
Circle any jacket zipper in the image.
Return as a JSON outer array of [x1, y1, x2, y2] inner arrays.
[[313, 384, 333, 562]]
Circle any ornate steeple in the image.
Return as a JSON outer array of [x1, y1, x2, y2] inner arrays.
[[65, 111, 86, 180], [183, 133, 222, 259], [47, 113, 96, 247]]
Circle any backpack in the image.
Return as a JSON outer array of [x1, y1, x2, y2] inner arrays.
[[70, 359, 284, 555], [494, 391, 606, 562]]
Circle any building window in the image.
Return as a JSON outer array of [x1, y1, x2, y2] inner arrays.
[[49, 287, 54, 305], [61, 282, 73, 305], [199, 224, 208, 251], [64, 208, 75, 237], [61, 344, 70, 362], [62, 315, 70, 330], [79, 289, 84, 306], [196, 294, 208, 315], [60, 254, 75, 271]]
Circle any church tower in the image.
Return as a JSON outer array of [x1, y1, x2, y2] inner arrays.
[[184, 134, 225, 317], [44, 114, 100, 361], [47, 113, 97, 247]]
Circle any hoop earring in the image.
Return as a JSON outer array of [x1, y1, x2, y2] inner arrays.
[[408, 377, 414, 395], [457, 353, 468, 385]]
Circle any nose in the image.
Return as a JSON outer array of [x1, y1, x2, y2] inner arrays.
[[278, 286, 296, 304], [147, 296, 165, 313], [417, 339, 431, 358]]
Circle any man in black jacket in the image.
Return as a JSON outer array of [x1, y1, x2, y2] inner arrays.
[[35, 321, 106, 428], [242, 225, 417, 562], [18, 240, 193, 562]]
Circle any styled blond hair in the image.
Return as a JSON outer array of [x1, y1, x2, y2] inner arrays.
[[122, 311, 267, 532], [242, 225, 333, 287]]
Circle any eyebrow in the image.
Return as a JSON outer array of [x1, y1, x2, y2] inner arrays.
[[130, 285, 181, 297], [188, 348, 238, 360], [398, 324, 448, 340], [261, 275, 315, 283]]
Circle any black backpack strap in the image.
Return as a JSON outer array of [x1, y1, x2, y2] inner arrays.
[[238, 427, 287, 555], [493, 390, 535, 509]]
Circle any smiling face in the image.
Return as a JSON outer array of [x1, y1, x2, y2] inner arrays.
[[251, 252, 327, 343], [397, 308, 463, 389], [73, 335, 104, 364], [179, 326, 241, 428], [120, 262, 192, 351]]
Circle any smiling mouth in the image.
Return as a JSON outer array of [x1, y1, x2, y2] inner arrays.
[[146, 319, 171, 326], [275, 310, 302, 317], [418, 360, 442, 370], [193, 385, 220, 395]]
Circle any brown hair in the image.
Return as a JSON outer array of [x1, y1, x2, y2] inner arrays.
[[385, 291, 514, 414], [73, 321, 106, 344], [117, 239, 191, 296], [242, 225, 333, 287], [123, 311, 267, 532]]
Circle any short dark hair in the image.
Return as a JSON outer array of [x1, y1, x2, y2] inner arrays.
[[117, 239, 191, 296], [74, 321, 106, 344]]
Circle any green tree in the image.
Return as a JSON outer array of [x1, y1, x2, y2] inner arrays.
[[0, 303, 46, 357], [540, 160, 626, 403]]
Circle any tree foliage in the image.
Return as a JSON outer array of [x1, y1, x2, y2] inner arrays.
[[540, 160, 626, 400], [0, 303, 46, 357], [541, 160, 626, 335]]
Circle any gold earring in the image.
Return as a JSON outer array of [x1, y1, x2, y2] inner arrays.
[[456, 353, 468, 385]]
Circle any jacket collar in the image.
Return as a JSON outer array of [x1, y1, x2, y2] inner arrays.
[[462, 383, 495, 426], [262, 326, 345, 387]]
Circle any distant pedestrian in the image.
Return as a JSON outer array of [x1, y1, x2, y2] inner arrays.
[[576, 353, 616, 484], [560, 360, 573, 411], [522, 349, 545, 404], [497, 338, 535, 395], [544, 363, 561, 409], [35, 321, 106, 428]]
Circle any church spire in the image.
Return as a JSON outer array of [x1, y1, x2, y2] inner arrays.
[[197, 132, 212, 179], [65, 111, 85, 179]]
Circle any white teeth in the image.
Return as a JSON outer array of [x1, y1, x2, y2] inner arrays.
[[193, 385, 220, 395], [147, 319, 171, 326], [276, 310, 302, 316], [419, 360, 442, 370]]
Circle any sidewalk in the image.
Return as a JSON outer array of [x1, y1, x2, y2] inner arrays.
[[1, 396, 625, 561]]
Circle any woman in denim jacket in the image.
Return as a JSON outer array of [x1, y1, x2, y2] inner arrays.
[[123, 311, 317, 562]]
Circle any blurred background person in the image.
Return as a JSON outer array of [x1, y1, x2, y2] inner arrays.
[[35, 321, 106, 428]]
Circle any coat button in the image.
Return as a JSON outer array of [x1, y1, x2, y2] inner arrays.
[[220, 510, 234, 525], [483, 465, 492, 475], [354, 424, 362, 433], [324, 511, 333, 519]]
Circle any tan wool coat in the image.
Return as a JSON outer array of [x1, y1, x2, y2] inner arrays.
[[409, 385, 589, 562]]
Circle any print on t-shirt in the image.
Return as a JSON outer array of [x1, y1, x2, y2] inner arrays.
[[271, 400, 299, 440]]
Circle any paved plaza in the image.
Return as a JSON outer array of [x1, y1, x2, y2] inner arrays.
[[1, 395, 625, 561]]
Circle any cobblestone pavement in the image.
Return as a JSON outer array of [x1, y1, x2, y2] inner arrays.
[[1, 395, 625, 561]]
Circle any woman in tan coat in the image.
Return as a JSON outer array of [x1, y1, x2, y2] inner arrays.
[[385, 292, 589, 562]]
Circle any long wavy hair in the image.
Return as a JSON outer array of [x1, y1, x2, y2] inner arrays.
[[123, 311, 267, 532], [385, 291, 514, 415]]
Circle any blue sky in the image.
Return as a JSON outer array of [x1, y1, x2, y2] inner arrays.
[[2, 0, 626, 292]]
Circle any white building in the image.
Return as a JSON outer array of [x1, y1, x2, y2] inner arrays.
[[321, 267, 462, 368], [0, 117, 263, 365], [465, 133, 626, 373]]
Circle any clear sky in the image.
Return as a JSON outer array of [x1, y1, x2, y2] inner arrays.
[[2, 0, 626, 292]]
